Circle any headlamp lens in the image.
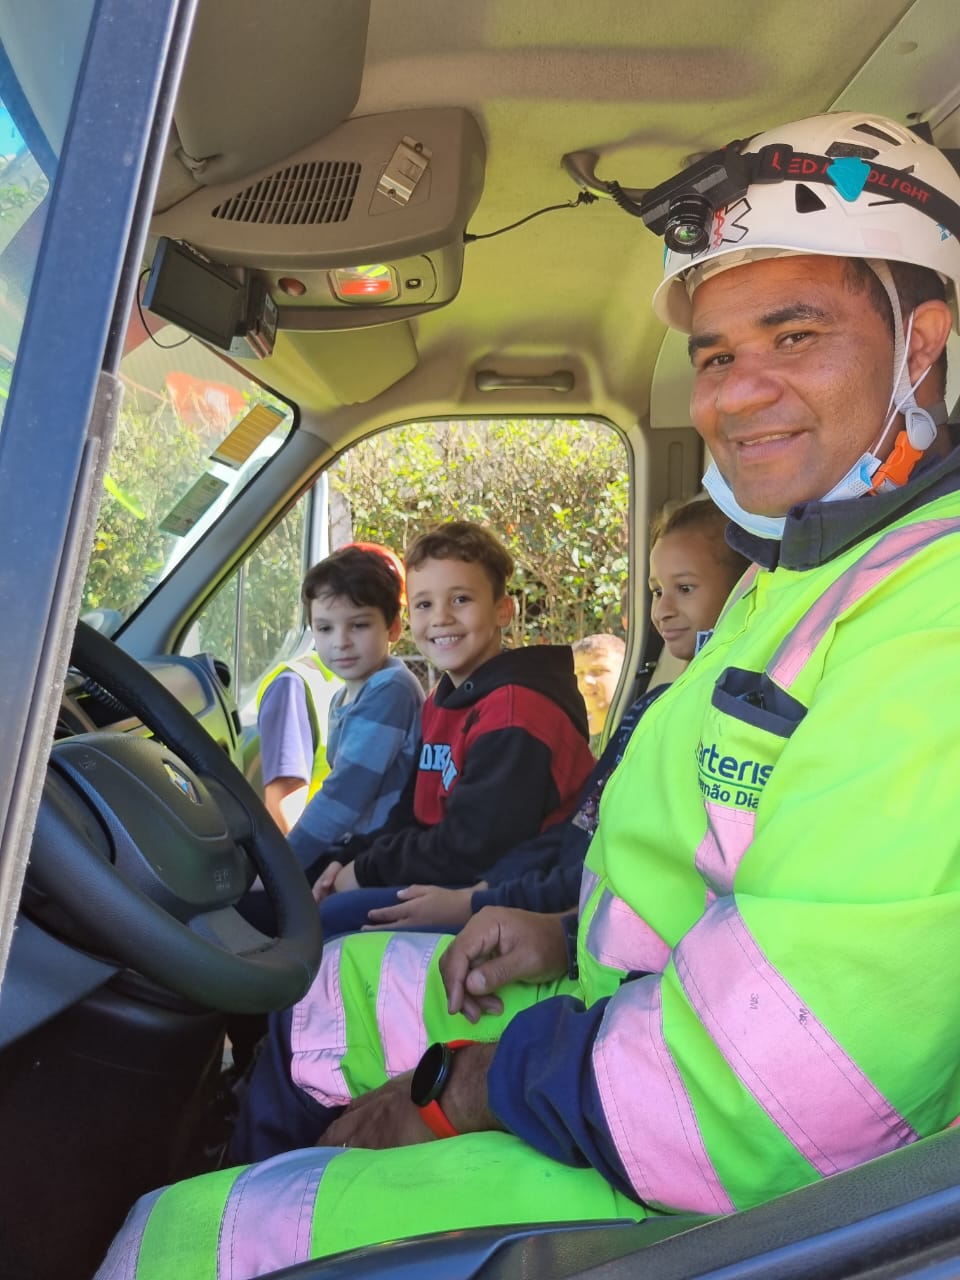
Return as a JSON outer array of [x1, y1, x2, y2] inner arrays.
[[671, 222, 705, 248], [663, 194, 713, 256]]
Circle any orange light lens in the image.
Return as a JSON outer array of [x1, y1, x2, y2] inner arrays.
[[330, 264, 399, 304], [339, 278, 394, 296]]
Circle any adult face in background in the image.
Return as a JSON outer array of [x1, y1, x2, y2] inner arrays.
[[687, 253, 951, 517], [572, 636, 625, 736]]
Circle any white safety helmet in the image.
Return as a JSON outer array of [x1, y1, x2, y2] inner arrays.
[[650, 111, 960, 334]]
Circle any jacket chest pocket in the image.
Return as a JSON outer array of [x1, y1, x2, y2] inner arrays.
[[694, 667, 807, 895]]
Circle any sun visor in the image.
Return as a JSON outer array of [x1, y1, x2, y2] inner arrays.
[[151, 108, 486, 331], [171, 0, 370, 188]]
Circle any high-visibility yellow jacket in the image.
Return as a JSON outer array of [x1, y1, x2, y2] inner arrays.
[[562, 484, 960, 1212], [256, 652, 339, 799]]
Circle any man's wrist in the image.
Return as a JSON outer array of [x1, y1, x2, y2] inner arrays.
[[442, 1042, 505, 1135]]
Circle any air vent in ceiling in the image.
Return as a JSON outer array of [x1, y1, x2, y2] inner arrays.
[[211, 161, 361, 225], [151, 108, 486, 302]]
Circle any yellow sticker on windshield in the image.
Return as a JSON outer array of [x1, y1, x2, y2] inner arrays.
[[210, 402, 286, 469]]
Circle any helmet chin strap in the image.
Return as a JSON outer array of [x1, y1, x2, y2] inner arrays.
[[791, 261, 945, 505], [859, 260, 941, 496]]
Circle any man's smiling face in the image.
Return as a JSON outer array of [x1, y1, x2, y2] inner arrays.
[[688, 255, 894, 516]]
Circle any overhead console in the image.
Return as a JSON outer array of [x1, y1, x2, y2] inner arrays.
[[148, 108, 486, 341]]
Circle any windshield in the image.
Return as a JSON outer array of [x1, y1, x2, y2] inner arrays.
[[80, 316, 295, 630], [0, 36, 65, 433]]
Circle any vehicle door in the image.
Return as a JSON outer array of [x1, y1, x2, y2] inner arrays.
[[0, 0, 192, 978]]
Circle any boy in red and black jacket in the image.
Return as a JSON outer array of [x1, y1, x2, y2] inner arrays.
[[307, 520, 595, 936]]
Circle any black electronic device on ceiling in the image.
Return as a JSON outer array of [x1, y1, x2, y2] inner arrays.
[[142, 237, 277, 358]]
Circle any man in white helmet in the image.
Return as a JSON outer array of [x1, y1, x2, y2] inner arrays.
[[95, 113, 960, 1279]]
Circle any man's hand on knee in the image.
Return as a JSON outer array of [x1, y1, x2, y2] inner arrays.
[[318, 1044, 504, 1148], [440, 907, 569, 1023], [318, 1073, 434, 1149]]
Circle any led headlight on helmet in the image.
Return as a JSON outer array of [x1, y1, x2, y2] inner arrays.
[[662, 194, 714, 254], [639, 146, 752, 256]]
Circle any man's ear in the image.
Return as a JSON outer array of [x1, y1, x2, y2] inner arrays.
[[496, 594, 515, 628], [387, 615, 403, 643], [907, 299, 953, 387]]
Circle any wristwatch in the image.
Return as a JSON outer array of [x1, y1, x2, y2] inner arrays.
[[410, 1039, 475, 1139]]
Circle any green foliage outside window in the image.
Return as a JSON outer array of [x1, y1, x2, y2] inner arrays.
[[327, 418, 630, 649], [201, 503, 308, 697], [82, 402, 208, 619], [82, 370, 293, 665]]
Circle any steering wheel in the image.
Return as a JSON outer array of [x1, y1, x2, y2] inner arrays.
[[25, 621, 323, 1013]]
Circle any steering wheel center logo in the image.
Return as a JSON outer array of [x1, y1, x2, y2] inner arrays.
[[163, 760, 200, 803]]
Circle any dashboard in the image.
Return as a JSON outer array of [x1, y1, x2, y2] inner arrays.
[[0, 648, 248, 1049], [59, 649, 244, 770]]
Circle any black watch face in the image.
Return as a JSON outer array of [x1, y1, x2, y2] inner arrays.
[[410, 1041, 448, 1107]]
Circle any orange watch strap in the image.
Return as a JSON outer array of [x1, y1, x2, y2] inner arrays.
[[414, 1039, 477, 1139], [418, 1098, 460, 1140]]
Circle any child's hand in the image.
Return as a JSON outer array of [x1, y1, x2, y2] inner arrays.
[[333, 861, 359, 894], [363, 884, 481, 931], [312, 861, 343, 902]]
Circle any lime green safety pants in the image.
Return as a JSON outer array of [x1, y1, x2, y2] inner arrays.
[[95, 931, 646, 1278]]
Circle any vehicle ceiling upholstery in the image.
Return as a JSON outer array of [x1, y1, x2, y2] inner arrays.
[[153, 0, 959, 430]]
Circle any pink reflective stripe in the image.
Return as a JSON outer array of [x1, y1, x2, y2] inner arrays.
[[675, 899, 918, 1176], [695, 801, 756, 896], [593, 978, 735, 1214], [717, 562, 759, 623], [290, 938, 349, 1106], [770, 518, 960, 688], [579, 866, 600, 919], [377, 933, 445, 1077], [586, 887, 671, 975], [217, 1147, 344, 1279], [92, 1186, 164, 1280]]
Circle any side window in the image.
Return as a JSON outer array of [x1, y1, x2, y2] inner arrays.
[[189, 494, 310, 712], [191, 416, 630, 747]]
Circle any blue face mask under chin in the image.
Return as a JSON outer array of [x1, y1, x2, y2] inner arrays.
[[702, 453, 886, 540], [702, 462, 787, 540]]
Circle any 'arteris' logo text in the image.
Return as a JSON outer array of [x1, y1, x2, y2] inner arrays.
[[697, 740, 773, 808]]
